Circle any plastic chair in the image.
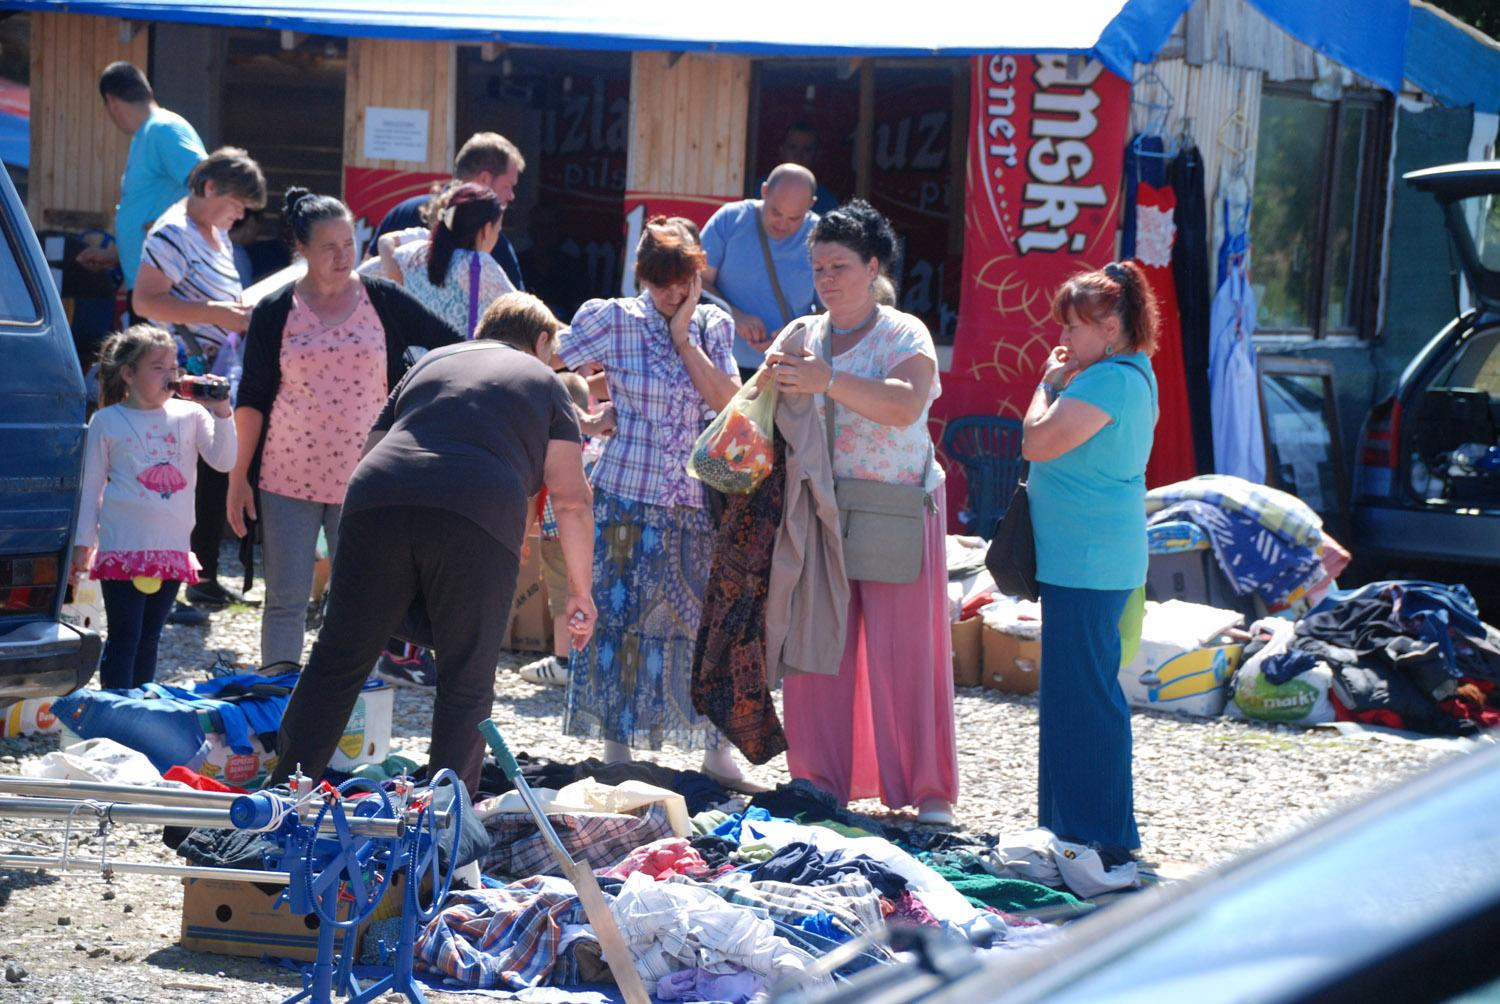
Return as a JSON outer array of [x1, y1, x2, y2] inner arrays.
[[942, 416, 1027, 539]]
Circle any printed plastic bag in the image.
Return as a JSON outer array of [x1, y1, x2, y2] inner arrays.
[[1227, 617, 1336, 724], [686, 370, 776, 494]]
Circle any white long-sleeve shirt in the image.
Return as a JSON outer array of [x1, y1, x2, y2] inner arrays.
[[74, 399, 236, 582]]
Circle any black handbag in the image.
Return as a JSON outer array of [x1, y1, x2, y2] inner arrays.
[[985, 480, 1038, 601]]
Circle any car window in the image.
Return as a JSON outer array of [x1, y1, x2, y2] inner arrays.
[[1440, 330, 1500, 397], [0, 204, 42, 324], [1456, 194, 1500, 273]]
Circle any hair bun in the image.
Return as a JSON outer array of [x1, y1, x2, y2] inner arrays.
[[282, 186, 312, 219]]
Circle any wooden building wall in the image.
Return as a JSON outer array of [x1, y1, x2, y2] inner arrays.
[[28, 13, 149, 228], [343, 37, 455, 177], [626, 52, 750, 200]]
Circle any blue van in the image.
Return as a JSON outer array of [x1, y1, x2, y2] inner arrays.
[[0, 166, 101, 698]]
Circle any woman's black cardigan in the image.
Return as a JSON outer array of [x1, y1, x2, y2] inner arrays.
[[237, 274, 461, 416]]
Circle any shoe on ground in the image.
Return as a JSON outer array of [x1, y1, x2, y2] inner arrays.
[[518, 655, 570, 687], [185, 580, 254, 608], [915, 798, 955, 827], [166, 602, 210, 626], [375, 648, 437, 688]]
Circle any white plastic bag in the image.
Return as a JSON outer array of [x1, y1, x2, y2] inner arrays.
[[24, 737, 182, 786], [1227, 617, 1335, 724]]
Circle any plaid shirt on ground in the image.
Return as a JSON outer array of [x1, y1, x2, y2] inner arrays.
[[479, 802, 675, 879], [415, 876, 584, 990], [557, 295, 736, 510], [701, 871, 890, 943]]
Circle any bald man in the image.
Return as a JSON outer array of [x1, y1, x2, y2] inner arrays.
[[701, 164, 821, 372]]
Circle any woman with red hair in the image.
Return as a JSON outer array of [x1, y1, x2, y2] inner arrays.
[[555, 217, 748, 782], [1022, 260, 1159, 862]]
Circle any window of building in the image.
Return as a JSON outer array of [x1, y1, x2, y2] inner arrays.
[[1250, 88, 1388, 339]]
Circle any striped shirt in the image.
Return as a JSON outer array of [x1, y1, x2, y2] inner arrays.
[[140, 199, 243, 358]]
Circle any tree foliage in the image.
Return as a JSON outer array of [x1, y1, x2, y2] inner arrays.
[[1426, 0, 1500, 39]]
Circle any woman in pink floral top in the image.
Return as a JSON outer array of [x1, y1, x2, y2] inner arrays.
[[228, 187, 459, 667], [767, 201, 957, 824], [73, 325, 236, 688]]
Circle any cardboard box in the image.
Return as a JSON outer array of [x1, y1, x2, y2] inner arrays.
[[981, 624, 1041, 695], [506, 533, 552, 653], [180, 877, 356, 961], [951, 617, 983, 688]]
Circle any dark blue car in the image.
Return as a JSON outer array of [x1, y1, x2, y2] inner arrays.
[[1352, 161, 1500, 571], [0, 166, 101, 698]]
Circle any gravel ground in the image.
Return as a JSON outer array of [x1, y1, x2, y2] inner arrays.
[[0, 551, 1463, 1001]]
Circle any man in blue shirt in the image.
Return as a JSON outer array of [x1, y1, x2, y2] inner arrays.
[[701, 164, 819, 371], [78, 62, 206, 293], [366, 131, 527, 291]]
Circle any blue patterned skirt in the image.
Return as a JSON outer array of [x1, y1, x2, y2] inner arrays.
[[563, 489, 722, 750]]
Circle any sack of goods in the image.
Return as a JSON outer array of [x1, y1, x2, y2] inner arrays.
[[1227, 617, 1336, 725], [687, 374, 776, 494]]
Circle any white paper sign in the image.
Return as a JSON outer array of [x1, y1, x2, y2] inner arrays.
[[363, 106, 430, 163]]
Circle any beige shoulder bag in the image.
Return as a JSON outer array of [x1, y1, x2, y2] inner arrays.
[[821, 318, 934, 584]]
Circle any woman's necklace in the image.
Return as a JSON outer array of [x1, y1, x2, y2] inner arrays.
[[829, 304, 879, 336]]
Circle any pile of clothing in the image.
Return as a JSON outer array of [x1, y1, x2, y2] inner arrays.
[[1245, 580, 1500, 736], [1145, 475, 1350, 612], [400, 767, 1139, 999], [49, 669, 303, 774]]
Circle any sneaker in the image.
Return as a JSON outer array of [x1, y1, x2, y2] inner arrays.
[[518, 655, 570, 687], [186, 580, 255, 608], [375, 647, 437, 688], [165, 602, 210, 626]]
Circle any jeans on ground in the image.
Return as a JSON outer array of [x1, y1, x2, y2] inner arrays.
[[258, 489, 341, 667], [99, 578, 182, 689]]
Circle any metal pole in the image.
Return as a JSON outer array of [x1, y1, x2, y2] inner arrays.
[[0, 853, 290, 885], [0, 796, 408, 839], [0, 775, 241, 808]]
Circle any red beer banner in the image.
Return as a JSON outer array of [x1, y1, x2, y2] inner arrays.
[[343, 166, 450, 251], [932, 55, 1130, 527]]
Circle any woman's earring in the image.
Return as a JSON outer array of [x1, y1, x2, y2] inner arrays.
[[1105, 344, 1115, 356]]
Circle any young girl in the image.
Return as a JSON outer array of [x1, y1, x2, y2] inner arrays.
[[72, 325, 237, 689]]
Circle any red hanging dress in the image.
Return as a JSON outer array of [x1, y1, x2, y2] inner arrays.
[[1133, 182, 1197, 488]]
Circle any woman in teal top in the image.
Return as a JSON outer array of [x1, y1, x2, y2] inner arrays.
[[1022, 260, 1159, 860]]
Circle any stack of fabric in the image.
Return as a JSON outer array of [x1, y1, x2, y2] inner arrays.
[[1145, 475, 1350, 612]]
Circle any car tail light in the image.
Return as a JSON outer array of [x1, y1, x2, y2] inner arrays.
[[1355, 397, 1401, 499], [0, 554, 61, 615]]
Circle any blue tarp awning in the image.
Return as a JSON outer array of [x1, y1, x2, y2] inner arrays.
[[6, 0, 1499, 114], [0, 0, 1196, 78], [1405, 1, 1500, 114]]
